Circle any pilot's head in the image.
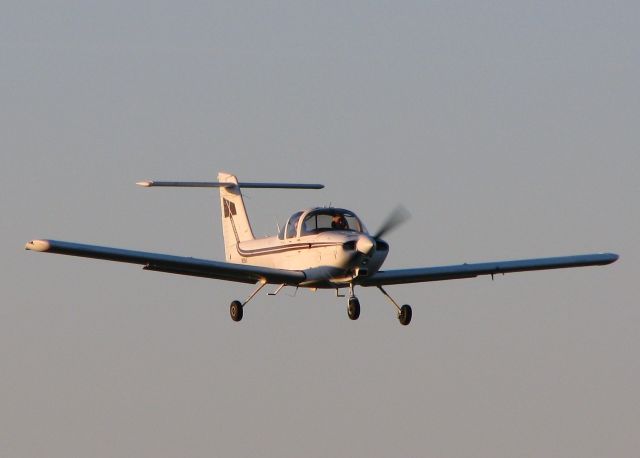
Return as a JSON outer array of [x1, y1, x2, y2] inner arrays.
[[332, 214, 347, 230]]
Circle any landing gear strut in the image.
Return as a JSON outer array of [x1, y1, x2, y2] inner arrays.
[[377, 286, 412, 326]]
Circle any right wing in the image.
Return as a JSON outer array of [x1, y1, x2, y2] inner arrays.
[[358, 253, 619, 286], [25, 239, 306, 285]]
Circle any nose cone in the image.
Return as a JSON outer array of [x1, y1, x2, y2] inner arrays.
[[356, 235, 375, 256]]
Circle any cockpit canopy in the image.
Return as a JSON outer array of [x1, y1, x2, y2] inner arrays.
[[280, 208, 367, 239]]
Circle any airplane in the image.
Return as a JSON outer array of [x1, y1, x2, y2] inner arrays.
[[25, 172, 618, 326]]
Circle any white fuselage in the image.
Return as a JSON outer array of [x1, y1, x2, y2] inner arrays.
[[235, 230, 388, 288]]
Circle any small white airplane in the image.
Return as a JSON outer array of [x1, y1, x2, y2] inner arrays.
[[25, 172, 618, 325]]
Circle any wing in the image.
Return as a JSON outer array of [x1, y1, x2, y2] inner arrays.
[[25, 239, 305, 285], [358, 253, 619, 287]]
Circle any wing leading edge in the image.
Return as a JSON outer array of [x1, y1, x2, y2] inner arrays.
[[357, 253, 619, 286], [25, 239, 306, 285]]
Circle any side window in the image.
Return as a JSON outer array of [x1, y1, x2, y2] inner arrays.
[[286, 212, 303, 238]]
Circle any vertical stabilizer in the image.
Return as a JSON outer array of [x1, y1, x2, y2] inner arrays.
[[218, 172, 254, 261]]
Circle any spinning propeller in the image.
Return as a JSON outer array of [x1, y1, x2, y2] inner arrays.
[[356, 205, 411, 256], [372, 205, 411, 240]]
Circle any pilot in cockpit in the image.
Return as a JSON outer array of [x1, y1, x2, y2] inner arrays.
[[331, 214, 348, 230]]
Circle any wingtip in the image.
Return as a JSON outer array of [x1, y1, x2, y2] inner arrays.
[[605, 252, 620, 264], [25, 239, 51, 252]]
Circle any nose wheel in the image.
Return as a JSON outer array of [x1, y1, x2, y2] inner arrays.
[[347, 296, 360, 320]]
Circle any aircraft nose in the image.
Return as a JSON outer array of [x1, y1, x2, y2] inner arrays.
[[356, 235, 375, 256]]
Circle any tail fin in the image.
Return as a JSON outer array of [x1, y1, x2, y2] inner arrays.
[[218, 172, 254, 261]]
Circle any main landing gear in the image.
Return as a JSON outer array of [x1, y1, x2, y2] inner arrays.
[[229, 280, 267, 322], [230, 300, 243, 322], [398, 303, 412, 326], [345, 285, 413, 325], [377, 286, 412, 326]]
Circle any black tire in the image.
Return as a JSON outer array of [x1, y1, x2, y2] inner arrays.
[[230, 300, 243, 322], [347, 297, 360, 320], [398, 304, 412, 326]]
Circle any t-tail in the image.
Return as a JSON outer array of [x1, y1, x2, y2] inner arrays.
[[136, 172, 324, 263]]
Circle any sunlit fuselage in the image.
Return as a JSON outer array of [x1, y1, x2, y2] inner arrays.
[[234, 208, 388, 288]]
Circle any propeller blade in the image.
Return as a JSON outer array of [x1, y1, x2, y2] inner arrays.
[[373, 205, 411, 240]]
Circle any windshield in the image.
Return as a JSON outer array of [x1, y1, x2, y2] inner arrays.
[[301, 210, 363, 235]]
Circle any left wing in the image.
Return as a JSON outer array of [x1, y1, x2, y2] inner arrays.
[[358, 253, 618, 287], [25, 239, 306, 285]]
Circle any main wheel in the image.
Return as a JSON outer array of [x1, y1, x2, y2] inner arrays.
[[230, 300, 243, 322], [398, 304, 412, 326], [347, 297, 360, 320]]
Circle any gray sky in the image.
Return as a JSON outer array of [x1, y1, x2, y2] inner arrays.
[[2, 1, 639, 457]]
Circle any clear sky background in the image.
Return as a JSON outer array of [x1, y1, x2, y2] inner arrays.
[[2, 2, 638, 457]]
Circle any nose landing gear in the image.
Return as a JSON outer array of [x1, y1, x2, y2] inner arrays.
[[347, 284, 360, 320], [347, 296, 360, 320]]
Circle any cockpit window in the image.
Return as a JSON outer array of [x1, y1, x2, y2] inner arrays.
[[301, 210, 362, 235]]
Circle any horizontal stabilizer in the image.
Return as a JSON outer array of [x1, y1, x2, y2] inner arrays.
[[137, 181, 324, 189]]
